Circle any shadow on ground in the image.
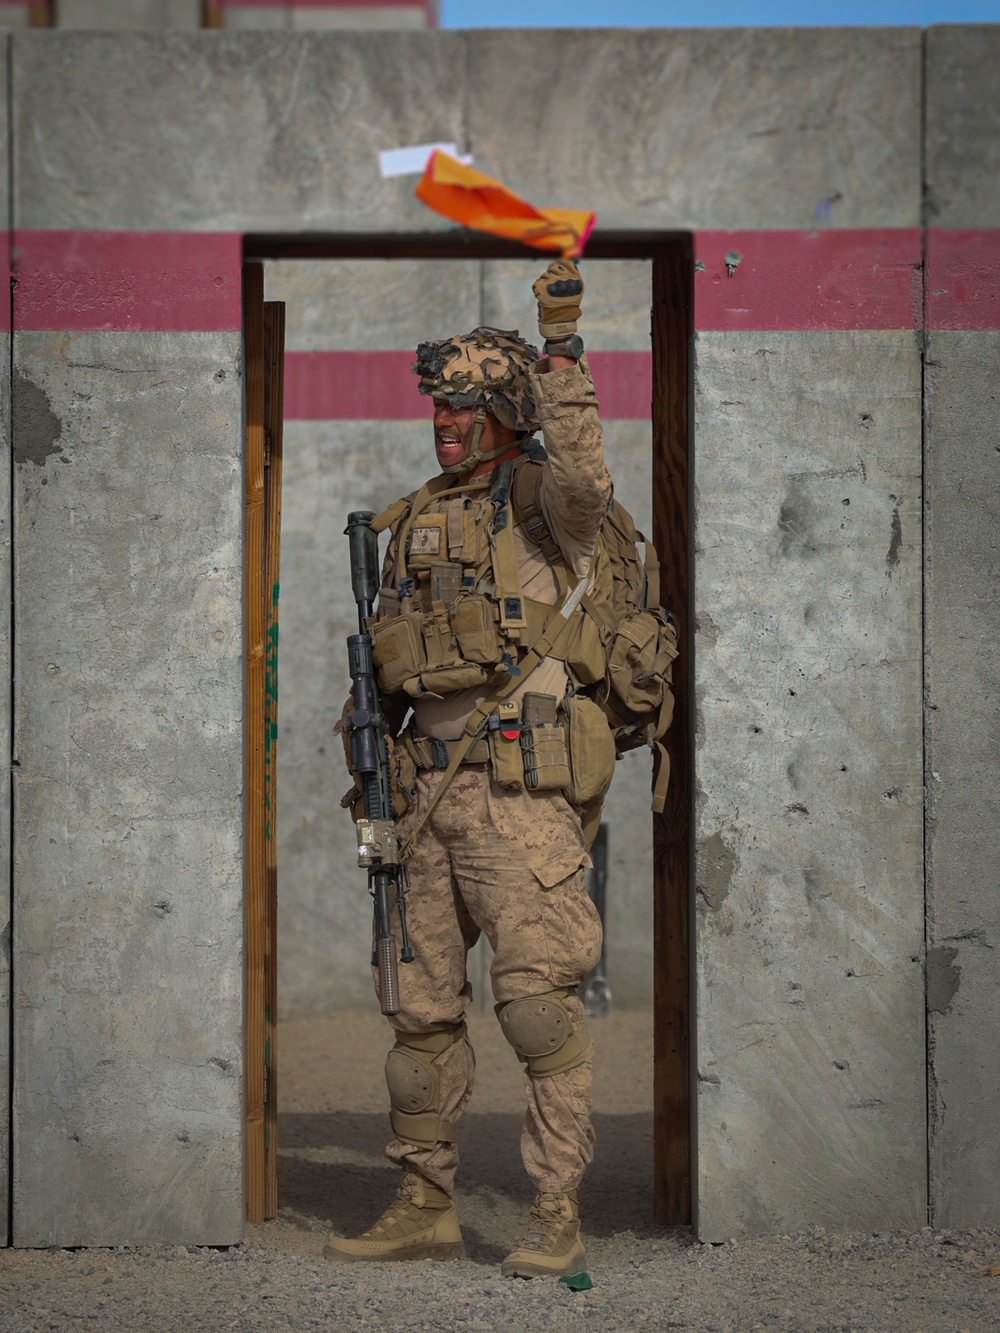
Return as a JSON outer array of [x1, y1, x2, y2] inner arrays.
[[279, 1108, 658, 1249]]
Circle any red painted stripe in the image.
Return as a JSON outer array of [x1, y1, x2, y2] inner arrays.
[[283, 349, 652, 420], [285, 350, 426, 420], [13, 231, 243, 332], [926, 229, 1000, 331], [694, 228, 922, 331]]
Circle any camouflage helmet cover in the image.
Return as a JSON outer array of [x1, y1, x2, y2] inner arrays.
[[413, 326, 540, 433]]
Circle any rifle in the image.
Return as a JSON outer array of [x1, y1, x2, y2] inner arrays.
[[344, 510, 413, 1016]]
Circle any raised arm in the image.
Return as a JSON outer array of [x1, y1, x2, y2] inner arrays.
[[528, 259, 612, 564]]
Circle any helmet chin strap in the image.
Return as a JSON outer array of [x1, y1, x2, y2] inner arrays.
[[440, 404, 516, 476]]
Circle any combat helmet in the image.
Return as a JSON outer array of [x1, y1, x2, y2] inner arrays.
[[413, 326, 539, 473]]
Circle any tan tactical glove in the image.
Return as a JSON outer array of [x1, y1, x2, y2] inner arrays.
[[533, 258, 584, 341]]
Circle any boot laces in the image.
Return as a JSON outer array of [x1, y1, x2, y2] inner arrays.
[[362, 1173, 426, 1238], [519, 1192, 570, 1251]]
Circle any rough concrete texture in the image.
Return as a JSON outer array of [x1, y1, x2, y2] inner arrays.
[[924, 331, 1000, 1227], [0, 34, 11, 1249], [13, 31, 467, 232], [13, 28, 920, 233], [0, 329, 10, 1251], [11, 332, 245, 1246], [224, 4, 430, 28], [264, 257, 657, 1016], [693, 330, 925, 1239], [465, 28, 922, 232], [56, 0, 201, 28], [925, 25, 1000, 227]]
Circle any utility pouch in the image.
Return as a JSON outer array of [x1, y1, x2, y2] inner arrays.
[[607, 608, 678, 715], [370, 611, 425, 694], [450, 592, 502, 665], [488, 700, 524, 790], [429, 560, 463, 607], [408, 662, 490, 698], [565, 693, 617, 806]]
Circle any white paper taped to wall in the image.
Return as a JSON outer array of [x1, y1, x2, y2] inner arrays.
[[379, 143, 473, 179]]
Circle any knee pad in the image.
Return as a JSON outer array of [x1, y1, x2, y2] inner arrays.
[[385, 1025, 466, 1148], [496, 990, 590, 1078]]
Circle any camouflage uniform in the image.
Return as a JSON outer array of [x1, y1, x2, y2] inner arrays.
[[376, 349, 612, 1197]]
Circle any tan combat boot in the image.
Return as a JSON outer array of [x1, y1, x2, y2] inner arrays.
[[322, 1170, 464, 1263], [501, 1189, 586, 1278]]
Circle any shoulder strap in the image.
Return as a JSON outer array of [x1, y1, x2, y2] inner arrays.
[[371, 494, 414, 536]]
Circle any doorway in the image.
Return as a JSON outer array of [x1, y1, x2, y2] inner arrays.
[[242, 234, 693, 1227]]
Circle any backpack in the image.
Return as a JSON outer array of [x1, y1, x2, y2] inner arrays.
[[511, 461, 679, 814]]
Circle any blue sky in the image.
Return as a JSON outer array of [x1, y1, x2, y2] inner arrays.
[[441, 0, 998, 25]]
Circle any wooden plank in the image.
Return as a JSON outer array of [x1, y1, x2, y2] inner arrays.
[[261, 300, 285, 1221], [243, 263, 267, 1225], [651, 243, 693, 1225], [28, 0, 56, 27], [201, 1, 225, 27]]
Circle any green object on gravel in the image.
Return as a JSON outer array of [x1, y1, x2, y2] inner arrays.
[[559, 1271, 593, 1291]]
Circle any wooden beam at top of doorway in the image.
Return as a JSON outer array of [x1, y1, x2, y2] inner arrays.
[[243, 231, 691, 263]]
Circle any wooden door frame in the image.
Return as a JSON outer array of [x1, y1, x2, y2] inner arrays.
[[241, 231, 694, 1224]]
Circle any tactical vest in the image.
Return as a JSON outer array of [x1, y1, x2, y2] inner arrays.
[[367, 455, 612, 701]]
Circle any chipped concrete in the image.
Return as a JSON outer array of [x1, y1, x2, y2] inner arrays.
[[694, 330, 925, 1239], [11, 373, 64, 467], [924, 24, 1000, 1230], [11, 333, 244, 1246]]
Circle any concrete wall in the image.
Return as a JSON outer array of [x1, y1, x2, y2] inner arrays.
[[0, 33, 11, 1249], [5, 24, 996, 1244], [10, 35, 247, 1246], [924, 24, 1000, 1229]]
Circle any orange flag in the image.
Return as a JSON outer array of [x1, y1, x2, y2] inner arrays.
[[414, 151, 595, 257]]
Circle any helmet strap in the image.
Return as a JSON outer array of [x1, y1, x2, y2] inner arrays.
[[440, 404, 516, 476]]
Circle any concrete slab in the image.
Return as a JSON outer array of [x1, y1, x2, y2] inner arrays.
[[264, 258, 481, 350], [56, 0, 201, 28], [0, 32, 11, 1249], [693, 330, 924, 1239], [466, 28, 921, 231], [924, 330, 1000, 1227], [14, 31, 466, 232], [925, 25, 1000, 227], [11, 331, 244, 1246]]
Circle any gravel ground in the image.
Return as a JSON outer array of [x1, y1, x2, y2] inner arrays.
[[1, 1008, 998, 1332]]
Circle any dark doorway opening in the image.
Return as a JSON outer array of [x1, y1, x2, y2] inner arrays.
[[242, 230, 693, 1226]]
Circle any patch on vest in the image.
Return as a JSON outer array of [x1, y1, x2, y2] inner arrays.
[[410, 526, 443, 556]]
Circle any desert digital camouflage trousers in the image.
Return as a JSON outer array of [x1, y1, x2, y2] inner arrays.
[[375, 763, 603, 1195]]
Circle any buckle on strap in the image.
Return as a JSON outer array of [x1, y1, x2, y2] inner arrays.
[[431, 737, 450, 770]]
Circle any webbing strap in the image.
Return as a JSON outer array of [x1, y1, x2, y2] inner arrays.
[[398, 569, 588, 864], [652, 740, 671, 815], [491, 506, 529, 639], [643, 538, 661, 610], [370, 495, 411, 536]]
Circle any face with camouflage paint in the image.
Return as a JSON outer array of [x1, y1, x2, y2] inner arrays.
[[432, 398, 518, 473]]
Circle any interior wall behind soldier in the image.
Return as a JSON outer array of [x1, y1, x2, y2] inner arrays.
[[264, 257, 657, 1017]]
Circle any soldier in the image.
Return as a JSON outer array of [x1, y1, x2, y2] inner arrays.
[[325, 260, 616, 1278]]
